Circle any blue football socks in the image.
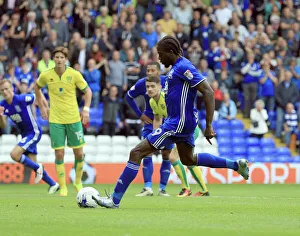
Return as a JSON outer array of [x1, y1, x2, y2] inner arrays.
[[159, 160, 171, 190], [113, 161, 140, 205], [42, 170, 56, 186], [197, 153, 238, 171], [142, 157, 153, 189], [19, 154, 39, 171]]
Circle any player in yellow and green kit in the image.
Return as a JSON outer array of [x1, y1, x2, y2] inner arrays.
[[34, 47, 92, 197], [147, 76, 209, 197]]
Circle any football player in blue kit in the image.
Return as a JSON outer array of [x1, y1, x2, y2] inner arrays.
[[0, 79, 59, 194], [126, 62, 171, 197], [95, 36, 249, 208]]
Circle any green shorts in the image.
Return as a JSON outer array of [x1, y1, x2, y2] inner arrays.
[[49, 122, 85, 149], [194, 126, 200, 141]]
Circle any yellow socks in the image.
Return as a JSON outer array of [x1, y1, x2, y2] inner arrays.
[[172, 160, 190, 190], [74, 157, 84, 185], [188, 166, 208, 193], [55, 160, 67, 196]]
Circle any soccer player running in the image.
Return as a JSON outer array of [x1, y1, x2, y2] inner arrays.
[[34, 47, 92, 197], [0, 80, 59, 193], [146, 75, 209, 197], [126, 62, 172, 197], [96, 36, 249, 208]]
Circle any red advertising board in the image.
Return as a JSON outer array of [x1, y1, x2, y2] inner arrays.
[[1, 162, 300, 184]]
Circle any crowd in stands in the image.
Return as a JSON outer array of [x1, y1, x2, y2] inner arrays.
[[0, 0, 300, 149]]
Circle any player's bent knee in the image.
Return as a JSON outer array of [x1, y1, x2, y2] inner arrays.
[[10, 151, 21, 162], [55, 149, 65, 161], [181, 158, 195, 166], [129, 147, 142, 163], [161, 149, 171, 160]]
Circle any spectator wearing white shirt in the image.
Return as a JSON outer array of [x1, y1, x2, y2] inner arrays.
[[284, 103, 299, 147], [173, 0, 193, 34], [229, 14, 249, 44], [215, 0, 232, 26], [250, 100, 269, 139]]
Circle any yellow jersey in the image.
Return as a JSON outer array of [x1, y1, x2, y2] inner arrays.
[[37, 67, 88, 124], [149, 92, 168, 119]]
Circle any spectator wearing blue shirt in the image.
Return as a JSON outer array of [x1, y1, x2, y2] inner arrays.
[[259, 62, 278, 111], [218, 92, 237, 120], [84, 59, 101, 108], [198, 15, 214, 55], [140, 23, 158, 49], [18, 62, 34, 94], [241, 52, 262, 118]]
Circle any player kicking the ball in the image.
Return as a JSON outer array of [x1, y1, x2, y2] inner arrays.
[[0, 80, 59, 193], [96, 36, 249, 208], [146, 75, 209, 197], [34, 46, 92, 197]]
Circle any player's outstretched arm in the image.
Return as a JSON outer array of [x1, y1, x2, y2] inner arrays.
[[81, 86, 92, 125], [0, 106, 7, 128], [196, 80, 216, 143], [34, 83, 49, 120]]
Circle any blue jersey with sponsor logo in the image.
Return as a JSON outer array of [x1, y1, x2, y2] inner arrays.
[[0, 94, 41, 136], [127, 75, 166, 120], [163, 57, 205, 134]]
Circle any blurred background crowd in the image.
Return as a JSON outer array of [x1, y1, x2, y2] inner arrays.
[[0, 0, 299, 148]]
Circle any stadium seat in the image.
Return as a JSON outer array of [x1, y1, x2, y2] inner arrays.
[[231, 129, 245, 138], [84, 135, 97, 145], [64, 154, 74, 163], [233, 155, 246, 161], [276, 147, 291, 157], [90, 108, 102, 119], [217, 137, 231, 146], [112, 145, 128, 156], [0, 155, 13, 163], [97, 145, 112, 156], [127, 136, 141, 146], [200, 119, 206, 130], [37, 146, 52, 156], [216, 129, 231, 138], [215, 119, 230, 130], [1, 134, 17, 144], [194, 145, 202, 154], [202, 146, 219, 155], [276, 155, 292, 163], [230, 119, 244, 130], [292, 156, 300, 162], [112, 136, 127, 146], [233, 146, 247, 156], [84, 145, 98, 156], [248, 155, 260, 163], [260, 138, 275, 148], [262, 155, 274, 162], [231, 137, 246, 147], [97, 135, 112, 146], [39, 135, 51, 146], [262, 147, 276, 155], [247, 146, 261, 156], [218, 146, 232, 156], [0, 144, 15, 155], [246, 137, 260, 147], [111, 154, 128, 163]]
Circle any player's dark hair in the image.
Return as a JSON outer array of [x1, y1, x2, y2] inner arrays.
[[53, 46, 69, 58], [146, 75, 160, 84], [157, 36, 183, 56], [147, 61, 160, 71]]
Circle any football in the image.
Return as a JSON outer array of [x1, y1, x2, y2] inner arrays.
[[76, 187, 100, 208]]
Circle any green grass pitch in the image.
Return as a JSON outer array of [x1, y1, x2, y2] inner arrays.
[[0, 184, 300, 236]]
